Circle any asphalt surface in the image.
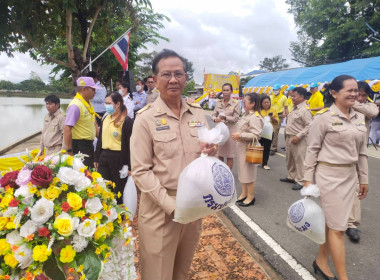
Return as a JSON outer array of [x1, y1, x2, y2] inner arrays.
[[206, 116, 380, 280]]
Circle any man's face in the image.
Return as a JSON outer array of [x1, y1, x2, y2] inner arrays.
[[357, 88, 368, 104], [146, 78, 155, 90], [154, 57, 188, 99], [45, 102, 59, 115], [310, 87, 318, 94], [82, 87, 96, 101], [292, 91, 304, 106]]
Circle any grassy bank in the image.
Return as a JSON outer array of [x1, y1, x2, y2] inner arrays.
[[0, 91, 73, 99]]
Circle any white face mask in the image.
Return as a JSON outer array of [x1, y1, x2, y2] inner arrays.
[[273, 90, 280, 95], [136, 85, 142, 92], [118, 89, 123, 95]]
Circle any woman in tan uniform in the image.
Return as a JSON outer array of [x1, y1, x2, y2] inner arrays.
[[303, 75, 369, 280], [231, 93, 263, 207], [212, 83, 241, 169]]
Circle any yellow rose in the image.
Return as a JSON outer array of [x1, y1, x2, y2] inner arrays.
[[0, 193, 12, 208], [107, 222, 114, 234], [0, 217, 9, 231], [4, 253, 18, 268], [67, 192, 82, 211], [41, 186, 61, 201], [94, 225, 109, 241], [59, 245, 76, 263], [0, 238, 11, 255], [89, 213, 102, 225], [32, 244, 52, 262], [6, 217, 18, 230], [53, 215, 74, 237]]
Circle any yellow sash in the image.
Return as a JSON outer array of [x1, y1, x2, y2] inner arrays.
[[74, 93, 100, 121], [272, 93, 284, 106]]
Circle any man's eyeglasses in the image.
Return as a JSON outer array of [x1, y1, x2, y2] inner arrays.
[[158, 72, 186, 80]]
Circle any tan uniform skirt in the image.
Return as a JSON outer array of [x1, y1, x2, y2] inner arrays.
[[236, 141, 258, 183], [315, 164, 357, 231], [218, 123, 237, 158]]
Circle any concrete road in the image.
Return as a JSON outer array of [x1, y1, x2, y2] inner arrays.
[[206, 116, 379, 280]]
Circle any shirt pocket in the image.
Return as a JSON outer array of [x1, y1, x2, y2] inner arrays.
[[189, 128, 201, 154], [153, 132, 177, 159], [330, 125, 349, 143]]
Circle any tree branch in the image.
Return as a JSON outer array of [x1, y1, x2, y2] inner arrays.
[[82, 1, 106, 61], [66, 9, 77, 72], [21, 31, 70, 68]]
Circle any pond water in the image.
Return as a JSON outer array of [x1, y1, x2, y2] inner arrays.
[[0, 97, 71, 149]]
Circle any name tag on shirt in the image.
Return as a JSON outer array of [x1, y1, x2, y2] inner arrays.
[[332, 122, 343, 126], [188, 121, 202, 127], [156, 125, 170, 131]]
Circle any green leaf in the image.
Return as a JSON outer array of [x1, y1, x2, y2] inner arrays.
[[43, 256, 66, 280], [76, 245, 103, 280]]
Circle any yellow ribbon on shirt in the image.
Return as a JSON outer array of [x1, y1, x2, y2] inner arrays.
[[74, 93, 100, 122], [272, 93, 284, 106]]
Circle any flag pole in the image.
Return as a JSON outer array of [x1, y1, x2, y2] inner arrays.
[[81, 28, 131, 73]]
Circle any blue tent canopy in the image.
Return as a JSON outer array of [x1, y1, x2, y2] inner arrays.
[[244, 56, 380, 88]]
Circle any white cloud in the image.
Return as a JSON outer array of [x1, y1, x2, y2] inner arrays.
[[0, 0, 298, 84]]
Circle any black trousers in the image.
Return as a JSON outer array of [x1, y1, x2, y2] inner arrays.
[[72, 139, 94, 168], [98, 149, 127, 204], [259, 137, 272, 166]]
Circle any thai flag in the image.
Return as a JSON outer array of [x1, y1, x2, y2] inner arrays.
[[110, 31, 131, 71]]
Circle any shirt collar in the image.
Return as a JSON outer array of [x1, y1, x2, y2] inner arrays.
[[330, 103, 358, 120], [294, 100, 306, 110], [154, 95, 191, 119]]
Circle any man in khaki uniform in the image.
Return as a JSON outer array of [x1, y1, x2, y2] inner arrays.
[[131, 49, 217, 280], [145, 75, 160, 104], [40, 95, 66, 155], [280, 87, 312, 190], [346, 81, 379, 242]]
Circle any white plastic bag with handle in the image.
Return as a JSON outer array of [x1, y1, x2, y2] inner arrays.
[[261, 116, 273, 140], [174, 123, 236, 224], [286, 184, 326, 244], [123, 176, 137, 221]]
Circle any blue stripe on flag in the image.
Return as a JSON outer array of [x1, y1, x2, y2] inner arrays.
[[117, 38, 128, 53]]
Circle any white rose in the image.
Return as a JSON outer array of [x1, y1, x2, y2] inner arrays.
[[14, 244, 33, 269], [72, 157, 85, 171], [103, 207, 117, 222], [20, 220, 37, 238], [75, 175, 91, 192], [6, 230, 23, 245], [3, 207, 18, 217], [85, 197, 103, 214], [77, 219, 97, 237], [72, 217, 80, 230], [72, 234, 89, 252], [57, 167, 82, 185], [14, 186, 34, 204], [96, 177, 106, 188], [30, 198, 54, 226]]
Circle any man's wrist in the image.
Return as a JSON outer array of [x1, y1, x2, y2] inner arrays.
[[66, 148, 73, 153]]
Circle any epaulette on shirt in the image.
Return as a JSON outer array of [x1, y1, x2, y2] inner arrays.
[[233, 99, 238, 103], [316, 108, 329, 115], [254, 111, 260, 117], [187, 102, 201, 108], [137, 104, 152, 114]]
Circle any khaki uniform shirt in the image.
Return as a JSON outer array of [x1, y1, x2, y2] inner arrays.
[[285, 101, 313, 139], [211, 98, 241, 126], [304, 104, 368, 184], [238, 111, 264, 141], [146, 87, 160, 104], [352, 100, 379, 139], [130, 96, 207, 215], [40, 110, 65, 151]]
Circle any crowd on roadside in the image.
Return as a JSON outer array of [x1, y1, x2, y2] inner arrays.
[[37, 49, 378, 280]]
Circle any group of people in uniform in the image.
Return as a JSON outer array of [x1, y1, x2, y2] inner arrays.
[[38, 48, 379, 280]]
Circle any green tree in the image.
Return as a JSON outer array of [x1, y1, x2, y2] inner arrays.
[[183, 79, 196, 96], [19, 79, 46, 93], [0, 80, 15, 91], [286, 0, 380, 66], [1, 0, 168, 87], [259, 55, 289, 72]]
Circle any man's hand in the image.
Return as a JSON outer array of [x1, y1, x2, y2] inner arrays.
[[200, 142, 218, 156], [358, 184, 369, 200], [136, 101, 140, 104], [94, 162, 99, 171], [214, 117, 222, 123], [303, 181, 312, 187], [291, 136, 299, 144]]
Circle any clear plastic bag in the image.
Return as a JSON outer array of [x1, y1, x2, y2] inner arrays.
[[261, 116, 273, 140], [287, 197, 326, 244], [123, 176, 137, 221], [198, 122, 230, 146]]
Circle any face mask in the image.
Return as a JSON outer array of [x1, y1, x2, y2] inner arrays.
[[105, 104, 115, 114], [136, 85, 142, 92], [118, 89, 123, 95], [273, 90, 280, 95]]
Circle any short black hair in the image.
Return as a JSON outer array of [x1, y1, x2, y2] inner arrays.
[[152, 49, 187, 74], [357, 81, 372, 95], [44, 95, 60, 105], [87, 71, 98, 79], [293, 87, 307, 98], [144, 76, 153, 82]]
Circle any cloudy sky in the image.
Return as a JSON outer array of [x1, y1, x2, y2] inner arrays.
[[0, 0, 298, 84]]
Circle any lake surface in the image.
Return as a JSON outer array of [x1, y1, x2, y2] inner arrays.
[[0, 97, 71, 150]]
